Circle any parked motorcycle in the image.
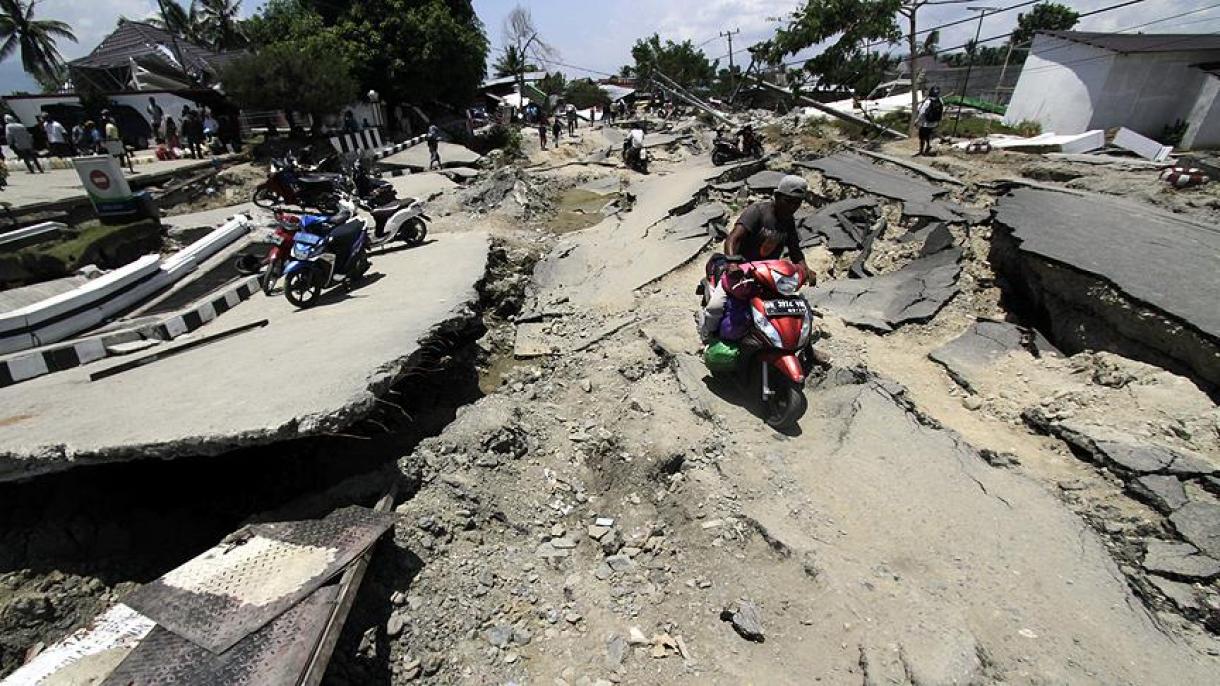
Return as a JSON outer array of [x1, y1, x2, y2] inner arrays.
[[253, 153, 348, 212], [234, 211, 304, 295], [712, 131, 764, 166], [350, 157, 398, 208], [362, 196, 430, 248], [281, 201, 372, 308], [698, 256, 819, 431]]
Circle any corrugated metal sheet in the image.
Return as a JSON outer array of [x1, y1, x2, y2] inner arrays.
[[69, 20, 240, 76]]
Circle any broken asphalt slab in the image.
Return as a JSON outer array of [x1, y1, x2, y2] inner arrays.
[[929, 319, 1058, 393], [1142, 540, 1220, 581], [379, 141, 482, 170], [991, 187, 1220, 389], [810, 248, 962, 333], [795, 198, 879, 250], [797, 152, 978, 222], [0, 231, 491, 482], [1025, 418, 1217, 479]]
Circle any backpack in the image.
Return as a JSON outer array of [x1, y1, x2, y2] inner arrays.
[[925, 98, 943, 123]]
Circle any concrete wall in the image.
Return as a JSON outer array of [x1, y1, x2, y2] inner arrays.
[[1181, 74, 1220, 150], [1094, 51, 1215, 138], [1004, 34, 1115, 132]]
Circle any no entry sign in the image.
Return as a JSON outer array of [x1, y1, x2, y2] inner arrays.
[[73, 155, 135, 217]]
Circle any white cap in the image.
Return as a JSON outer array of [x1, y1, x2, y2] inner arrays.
[[775, 174, 808, 199]]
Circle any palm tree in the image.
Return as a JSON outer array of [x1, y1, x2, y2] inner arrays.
[[0, 0, 76, 83], [198, 0, 244, 50], [492, 45, 537, 79], [149, 0, 204, 44]]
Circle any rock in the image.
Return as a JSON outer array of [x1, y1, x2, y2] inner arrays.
[[605, 554, 635, 572], [401, 657, 421, 680], [1142, 540, 1220, 581], [961, 396, 982, 411], [551, 537, 578, 549], [513, 627, 533, 646], [1058, 480, 1087, 491], [1128, 475, 1189, 514], [565, 611, 583, 624], [595, 517, 615, 527], [581, 379, 593, 393], [600, 529, 625, 555], [1168, 501, 1220, 559], [422, 653, 443, 676], [483, 624, 514, 648], [391, 591, 407, 606], [1149, 576, 1204, 613], [536, 542, 570, 559], [721, 599, 765, 642], [587, 525, 611, 540], [606, 634, 628, 667], [386, 612, 406, 638], [628, 626, 649, 646]]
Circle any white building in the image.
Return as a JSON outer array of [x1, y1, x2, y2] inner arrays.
[[1004, 31, 1220, 150]]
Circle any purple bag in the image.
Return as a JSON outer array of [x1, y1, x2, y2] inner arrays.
[[719, 297, 751, 341]]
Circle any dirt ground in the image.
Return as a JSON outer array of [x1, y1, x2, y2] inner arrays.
[[4, 115, 1219, 684]]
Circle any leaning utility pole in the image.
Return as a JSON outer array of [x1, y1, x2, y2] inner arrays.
[[951, 6, 997, 136], [899, 1, 928, 137], [720, 28, 741, 93]]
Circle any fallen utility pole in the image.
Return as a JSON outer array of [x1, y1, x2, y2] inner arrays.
[[650, 70, 735, 128], [749, 76, 908, 139], [89, 319, 269, 381]]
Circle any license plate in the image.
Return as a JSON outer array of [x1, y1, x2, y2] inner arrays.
[[764, 299, 806, 316], [295, 232, 322, 245]]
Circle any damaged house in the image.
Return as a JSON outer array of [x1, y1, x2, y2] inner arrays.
[[1004, 30, 1220, 149]]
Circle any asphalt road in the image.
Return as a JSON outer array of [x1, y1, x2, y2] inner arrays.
[[0, 229, 490, 481]]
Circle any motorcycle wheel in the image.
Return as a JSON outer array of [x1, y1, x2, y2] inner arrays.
[[261, 260, 283, 295], [712, 150, 727, 166], [401, 218, 428, 246], [284, 270, 322, 308], [762, 374, 807, 431], [252, 187, 283, 208]]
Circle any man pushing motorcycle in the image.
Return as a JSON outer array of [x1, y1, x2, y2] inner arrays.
[[699, 175, 815, 342]]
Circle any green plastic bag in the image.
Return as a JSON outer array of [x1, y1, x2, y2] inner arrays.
[[704, 340, 741, 373]]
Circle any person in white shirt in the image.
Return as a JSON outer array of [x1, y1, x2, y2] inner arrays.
[[44, 116, 69, 157], [5, 114, 43, 173]]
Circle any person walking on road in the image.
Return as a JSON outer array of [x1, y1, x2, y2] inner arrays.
[[551, 114, 562, 145], [427, 124, 441, 170], [538, 114, 548, 151], [5, 115, 43, 173], [181, 109, 203, 159], [566, 103, 577, 136], [915, 86, 943, 156], [147, 96, 164, 139], [103, 112, 133, 172], [44, 116, 70, 157]]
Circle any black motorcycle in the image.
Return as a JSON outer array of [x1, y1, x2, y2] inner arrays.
[[350, 157, 398, 207], [712, 132, 764, 166], [253, 153, 349, 212]]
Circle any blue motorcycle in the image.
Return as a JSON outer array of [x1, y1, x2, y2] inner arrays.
[[281, 201, 372, 308]]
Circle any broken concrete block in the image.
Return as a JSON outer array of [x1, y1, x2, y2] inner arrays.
[[1141, 540, 1220, 581], [1148, 576, 1203, 613], [745, 170, 786, 193], [810, 249, 962, 333], [1169, 501, 1220, 559], [1127, 475, 1188, 514], [1043, 422, 1216, 477], [929, 319, 1059, 392], [1113, 127, 1173, 162]]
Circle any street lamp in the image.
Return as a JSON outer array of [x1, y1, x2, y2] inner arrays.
[[951, 6, 997, 137]]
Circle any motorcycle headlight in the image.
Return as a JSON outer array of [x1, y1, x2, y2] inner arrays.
[[775, 273, 800, 296], [798, 308, 814, 347], [291, 243, 312, 260], [751, 307, 784, 348]]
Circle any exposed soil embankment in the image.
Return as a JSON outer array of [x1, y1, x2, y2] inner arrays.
[[989, 225, 1220, 396]]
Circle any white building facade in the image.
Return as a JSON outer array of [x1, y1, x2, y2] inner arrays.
[[1004, 31, 1220, 150]]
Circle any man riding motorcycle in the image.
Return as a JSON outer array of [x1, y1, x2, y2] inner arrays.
[[699, 174, 814, 341], [737, 124, 760, 156], [623, 126, 645, 167]]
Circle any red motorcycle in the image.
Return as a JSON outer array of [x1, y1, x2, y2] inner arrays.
[[252, 154, 347, 212], [699, 256, 820, 430], [234, 211, 303, 295]]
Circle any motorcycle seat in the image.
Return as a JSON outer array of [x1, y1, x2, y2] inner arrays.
[[370, 204, 401, 222], [298, 173, 342, 184]]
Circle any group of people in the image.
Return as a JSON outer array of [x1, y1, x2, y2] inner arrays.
[[3, 112, 124, 175], [146, 97, 239, 160], [536, 103, 592, 151]]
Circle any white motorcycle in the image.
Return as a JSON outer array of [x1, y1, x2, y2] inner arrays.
[[359, 195, 430, 248]]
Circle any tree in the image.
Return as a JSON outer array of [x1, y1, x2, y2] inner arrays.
[[1011, 2, 1078, 47], [537, 71, 565, 97], [502, 5, 555, 100], [564, 78, 608, 109], [149, 0, 204, 44], [242, 0, 323, 48], [628, 34, 717, 90], [220, 33, 356, 128], [0, 0, 76, 84], [492, 44, 537, 78], [198, 0, 245, 50], [919, 29, 938, 57]]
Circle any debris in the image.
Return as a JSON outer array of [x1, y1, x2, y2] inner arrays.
[[628, 626, 649, 646], [810, 248, 962, 333], [854, 149, 966, 186], [1169, 501, 1220, 559], [1161, 166, 1210, 188], [797, 152, 976, 222], [1141, 540, 1220, 581], [595, 516, 615, 527], [953, 130, 1104, 154], [1040, 422, 1215, 477], [796, 198, 879, 250], [606, 634, 628, 667], [1148, 577, 1204, 613], [650, 633, 680, 659], [929, 319, 1058, 393], [720, 599, 765, 642], [1128, 475, 1189, 514], [745, 170, 787, 193], [1113, 127, 1173, 162]]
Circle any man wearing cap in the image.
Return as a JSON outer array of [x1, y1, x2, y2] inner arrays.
[[699, 175, 815, 341], [724, 174, 814, 279]]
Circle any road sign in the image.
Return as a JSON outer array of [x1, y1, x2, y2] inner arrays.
[[72, 155, 136, 217]]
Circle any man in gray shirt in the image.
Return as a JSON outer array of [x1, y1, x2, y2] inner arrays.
[[5, 114, 43, 173]]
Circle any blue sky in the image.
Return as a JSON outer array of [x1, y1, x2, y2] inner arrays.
[[2, 0, 1215, 93]]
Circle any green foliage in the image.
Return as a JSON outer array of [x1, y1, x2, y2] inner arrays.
[[942, 44, 1009, 67], [492, 45, 537, 78], [148, 0, 203, 43], [0, 0, 77, 84], [242, 0, 324, 47], [1011, 2, 1079, 46], [197, 0, 245, 50], [331, 0, 488, 109], [538, 71, 566, 97], [1160, 119, 1188, 147], [628, 34, 717, 90], [220, 33, 357, 122], [564, 79, 609, 109], [760, 0, 902, 91]]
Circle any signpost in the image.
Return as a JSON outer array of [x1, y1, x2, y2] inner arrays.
[[72, 155, 137, 218]]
